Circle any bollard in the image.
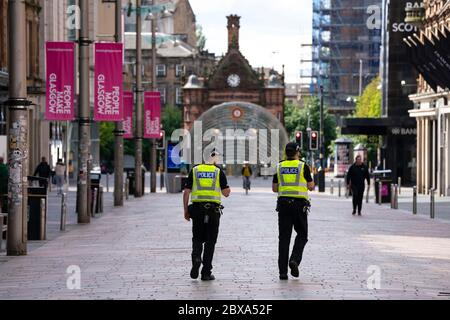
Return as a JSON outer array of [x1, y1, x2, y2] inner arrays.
[[391, 184, 395, 209], [125, 178, 129, 200], [330, 179, 334, 195], [430, 188, 435, 219], [366, 184, 369, 203], [99, 187, 104, 213], [398, 177, 402, 195], [413, 186, 417, 215], [394, 184, 399, 209], [378, 180, 382, 206], [92, 188, 98, 217], [60, 193, 67, 231], [338, 180, 341, 197], [40, 198, 46, 240], [106, 174, 109, 193]]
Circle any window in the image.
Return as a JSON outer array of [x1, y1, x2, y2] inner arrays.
[[184, 108, 190, 122], [176, 64, 184, 77], [156, 64, 166, 77], [158, 87, 167, 105], [176, 87, 183, 105]]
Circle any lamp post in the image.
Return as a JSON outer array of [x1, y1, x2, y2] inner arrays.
[[77, 0, 91, 223], [149, 8, 157, 194], [318, 85, 325, 192], [114, 0, 124, 206], [146, 5, 172, 194], [6, 0, 31, 255], [134, 0, 144, 198]]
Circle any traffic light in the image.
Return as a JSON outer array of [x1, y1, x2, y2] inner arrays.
[[157, 130, 165, 150], [295, 131, 303, 149], [310, 131, 319, 150]]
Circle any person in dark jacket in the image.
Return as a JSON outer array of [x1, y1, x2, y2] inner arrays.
[[33, 157, 51, 189], [346, 155, 370, 216]]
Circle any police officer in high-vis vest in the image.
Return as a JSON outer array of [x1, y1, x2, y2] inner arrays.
[[272, 142, 315, 280], [183, 150, 231, 281]]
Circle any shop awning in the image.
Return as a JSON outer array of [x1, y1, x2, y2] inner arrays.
[[341, 117, 417, 135], [404, 25, 450, 92]]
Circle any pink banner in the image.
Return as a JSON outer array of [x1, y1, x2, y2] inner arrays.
[[94, 43, 124, 121], [123, 92, 133, 139], [45, 42, 75, 121], [144, 92, 161, 139]]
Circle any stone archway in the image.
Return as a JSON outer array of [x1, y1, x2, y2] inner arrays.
[[191, 101, 289, 176]]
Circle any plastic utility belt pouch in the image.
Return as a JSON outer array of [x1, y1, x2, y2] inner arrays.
[[189, 203, 225, 224], [276, 198, 311, 215]]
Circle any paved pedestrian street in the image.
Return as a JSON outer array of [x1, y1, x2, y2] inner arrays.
[[0, 178, 450, 300]]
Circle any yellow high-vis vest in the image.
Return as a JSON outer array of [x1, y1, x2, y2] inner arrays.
[[191, 164, 222, 204], [277, 160, 309, 199]]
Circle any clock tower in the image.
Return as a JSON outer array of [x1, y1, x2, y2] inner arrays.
[[183, 15, 285, 130]]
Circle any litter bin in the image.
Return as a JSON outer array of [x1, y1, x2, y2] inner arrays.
[[125, 168, 146, 196], [90, 171, 103, 214], [373, 170, 392, 204], [27, 176, 47, 240], [176, 175, 189, 193]]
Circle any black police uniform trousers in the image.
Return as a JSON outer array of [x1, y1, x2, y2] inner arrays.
[[191, 202, 221, 277], [277, 198, 308, 275], [351, 185, 365, 213]]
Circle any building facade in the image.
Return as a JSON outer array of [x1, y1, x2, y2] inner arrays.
[[124, 0, 216, 109], [342, 0, 419, 185], [306, 0, 382, 116], [182, 15, 285, 130], [0, 0, 47, 173], [408, 0, 450, 196]]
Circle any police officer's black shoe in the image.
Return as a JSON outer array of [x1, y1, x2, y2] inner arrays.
[[201, 274, 215, 281], [279, 274, 288, 280], [289, 261, 299, 278], [190, 258, 202, 279]]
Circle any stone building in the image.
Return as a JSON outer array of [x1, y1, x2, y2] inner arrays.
[[182, 15, 285, 131], [124, 0, 216, 108], [408, 0, 450, 196], [0, 0, 46, 172]]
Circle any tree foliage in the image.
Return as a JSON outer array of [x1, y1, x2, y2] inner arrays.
[[196, 24, 207, 51], [355, 76, 382, 118], [162, 105, 182, 138], [284, 97, 337, 158], [350, 76, 382, 167], [100, 122, 115, 163]]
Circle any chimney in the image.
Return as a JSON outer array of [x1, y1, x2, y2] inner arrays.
[[227, 15, 241, 50]]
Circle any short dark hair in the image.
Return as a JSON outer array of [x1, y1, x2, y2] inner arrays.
[[286, 149, 298, 158]]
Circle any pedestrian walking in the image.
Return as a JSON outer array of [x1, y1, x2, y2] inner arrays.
[[183, 150, 231, 281], [33, 157, 51, 189], [241, 162, 252, 192], [55, 159, 66, 195], [272, 142, 315, 280], [346, 155, 370, 216]]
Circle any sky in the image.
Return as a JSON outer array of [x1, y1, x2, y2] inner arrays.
[[189, 0, 312, 83]]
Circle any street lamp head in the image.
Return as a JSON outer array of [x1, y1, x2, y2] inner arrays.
[[145, 12, 154, 21], [161, 8, 173, 18], [401, 80, 406, 86]]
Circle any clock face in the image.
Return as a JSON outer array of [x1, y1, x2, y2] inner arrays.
[[227, 74, 241, 88]]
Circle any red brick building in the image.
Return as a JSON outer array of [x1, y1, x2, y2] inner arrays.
[[182, 15, 285, 131]]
